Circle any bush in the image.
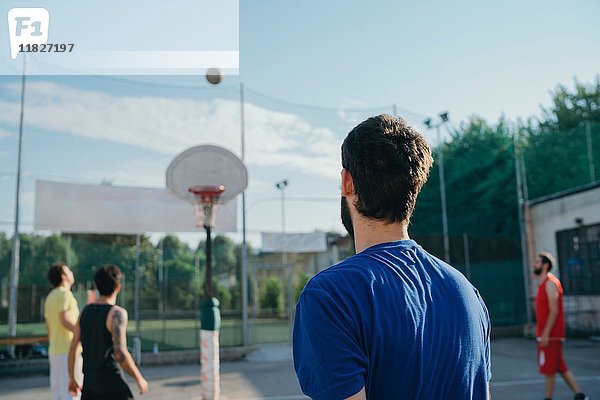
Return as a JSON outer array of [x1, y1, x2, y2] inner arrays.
[[260, 276, 283, 316]]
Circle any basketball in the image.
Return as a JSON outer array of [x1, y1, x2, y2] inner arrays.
[[206, 68, 222, 85]]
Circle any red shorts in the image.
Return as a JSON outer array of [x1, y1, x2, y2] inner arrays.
[[538, 341, 568, 375]]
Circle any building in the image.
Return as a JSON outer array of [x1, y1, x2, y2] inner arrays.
[[528, 181, 600, 336]]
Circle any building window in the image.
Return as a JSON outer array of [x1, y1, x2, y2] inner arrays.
[[556, 223, 600, 295]]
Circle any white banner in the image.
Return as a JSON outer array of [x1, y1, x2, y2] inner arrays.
[[34, 180, 237, 233], [261, 231, 327, 253]]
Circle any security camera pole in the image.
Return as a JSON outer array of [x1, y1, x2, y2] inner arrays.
[[275, 179, 292, 333]]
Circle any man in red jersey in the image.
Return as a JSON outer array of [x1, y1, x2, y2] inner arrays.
[[534, 251, 588, 400]]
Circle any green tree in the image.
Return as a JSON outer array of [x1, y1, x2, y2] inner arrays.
[[34, 234, 77, 282], [229, 241, 256, 312], [229, 284, 241, 312], [157, 235, 198, 309], [69, 234, 139, 284], [213, 235, 237, 276], [522, 79, 600, 198], [0, 232, 11, 279], [18, 234, 71, 286], [216, 284, 232, 311], [260, 276, 282, 316], [66, 234, 161, 312], [411, 117, 518, 238], [538, 78, 600, 131], [161, 235, 194, 264], [163, 258, 199, 309], [295, 272, 311, 303]]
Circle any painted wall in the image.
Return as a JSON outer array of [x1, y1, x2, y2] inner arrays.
[[529, 185, 600, 335], [530, 186, 600, 274]]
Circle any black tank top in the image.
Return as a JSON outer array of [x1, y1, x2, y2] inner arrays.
[[79, 304, 131, 395]]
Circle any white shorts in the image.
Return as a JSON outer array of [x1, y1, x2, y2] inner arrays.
[[49, 352, 83, 400]]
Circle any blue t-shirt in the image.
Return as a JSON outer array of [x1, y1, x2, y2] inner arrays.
[[293, 240, 491, 400]]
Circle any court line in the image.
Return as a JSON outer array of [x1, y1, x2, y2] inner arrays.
[[228, 396, 308, 400], [195, 396, 309, 400], [492, 375, 600, 387]]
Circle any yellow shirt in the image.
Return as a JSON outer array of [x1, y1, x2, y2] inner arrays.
[[44, 286, 80, 355]]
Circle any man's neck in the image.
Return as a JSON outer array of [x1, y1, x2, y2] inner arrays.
[[538, 271, 551, 283], [58, 282, 71, 290], [353, 219, 410, 253], [96, 294, 117, 305]]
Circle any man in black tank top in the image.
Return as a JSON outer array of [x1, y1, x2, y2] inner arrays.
[[68, 265, 148, 399]]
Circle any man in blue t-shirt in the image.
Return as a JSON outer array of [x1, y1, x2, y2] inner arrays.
[[293, 114, 491, 400]]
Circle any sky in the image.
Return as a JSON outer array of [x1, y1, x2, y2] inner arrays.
[[0, 0, 599, 248]]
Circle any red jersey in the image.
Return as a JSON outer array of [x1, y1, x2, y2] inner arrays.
[[535, 274, 565, 338]]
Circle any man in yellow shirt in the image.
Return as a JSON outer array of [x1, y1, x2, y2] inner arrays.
[[44, 262, 82, 400]]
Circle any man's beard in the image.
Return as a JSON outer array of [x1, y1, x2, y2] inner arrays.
[[341, 196, 354, 239], [533, 267, 543, 276]]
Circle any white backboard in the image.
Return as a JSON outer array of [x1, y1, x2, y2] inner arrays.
[[34, 180, 237, 234], [166, 145, 247, 205]]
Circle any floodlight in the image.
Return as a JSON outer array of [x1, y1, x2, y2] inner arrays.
[[275, 179, 289, 189]]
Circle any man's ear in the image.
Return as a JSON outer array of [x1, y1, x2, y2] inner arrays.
[[341, 168, 355, 197]]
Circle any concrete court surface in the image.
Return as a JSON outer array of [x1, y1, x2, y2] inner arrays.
[[1, 339, 599, 400]]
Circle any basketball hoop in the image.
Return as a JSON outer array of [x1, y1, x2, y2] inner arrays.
[[189, 185, 225, 229], [166, 146, 247, 400]]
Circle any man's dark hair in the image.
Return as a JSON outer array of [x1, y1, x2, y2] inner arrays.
[[341, 114, 433, 224], [539, 252, 555, 272], [95, 264, 122, 296], [47, 262, 67, 288]]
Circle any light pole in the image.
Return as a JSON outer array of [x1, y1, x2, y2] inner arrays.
[[8, 56, 28, 356], [424, 112, 451, 263], [513, 130, 533, 326], [275, 179, 292, 335], [275, 179, 289, 234]]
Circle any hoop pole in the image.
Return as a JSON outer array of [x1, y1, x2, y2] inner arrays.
[[240, 82, 249, 347], [134, 233, 141, 364], [200, 222, 220, 400], [205, 225, 213, 298]]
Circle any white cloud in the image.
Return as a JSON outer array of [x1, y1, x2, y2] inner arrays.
[[0, 81, 342, 180], [0, 128, 15, 139], [20, 189, 35, 210], [79, 158, 167, 188]]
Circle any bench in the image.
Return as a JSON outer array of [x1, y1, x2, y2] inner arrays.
[[0, 335, 48, 346]]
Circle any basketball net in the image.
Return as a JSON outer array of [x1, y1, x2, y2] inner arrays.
[[194, 202, 217, 229], [189, 185, 225, 229]]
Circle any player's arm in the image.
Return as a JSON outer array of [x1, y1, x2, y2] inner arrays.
[[59, 310, 77, 333], [109, 307, 149, 395], [541, 280, 559, 346], [68, 317, 82, 396], [44, 317, 50, 337], [346, 387, 366, 400]]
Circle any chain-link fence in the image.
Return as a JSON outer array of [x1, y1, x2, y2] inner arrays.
[[412, 234, 527, 327], [523, 122, 600, 200], [1, 86, 599, 357], [0, 233, 304, 357]]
